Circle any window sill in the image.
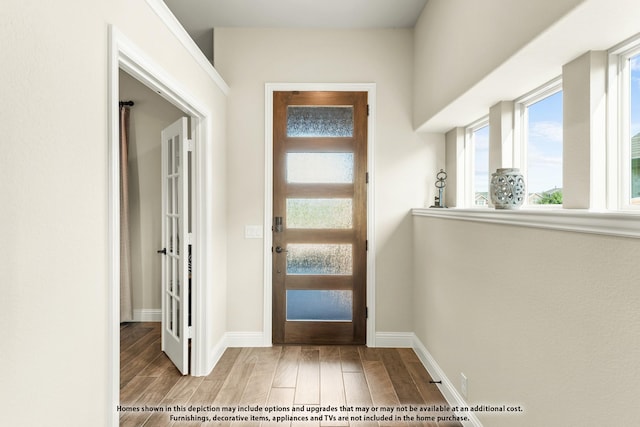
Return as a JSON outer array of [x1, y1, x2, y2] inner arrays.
[[412, 207, 640, 239]]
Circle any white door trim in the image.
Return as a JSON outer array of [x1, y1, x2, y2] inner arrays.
[[108, 25, 214, 426], [263, 83, 377, 347]]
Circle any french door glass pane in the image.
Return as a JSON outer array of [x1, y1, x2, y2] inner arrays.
[[286, 244, 352, 275], [168, 295, 174, 332], [287, 198, 352, 229], [168, 138, 173, 176], [287, 106, 353, 137], [168, 177, 174, 214], [173, 136, 180, 173], [176, 304, 180, 338], [172, 178, 177, 215], [286, 290, 352, 321], [287, 153, 354, 183]]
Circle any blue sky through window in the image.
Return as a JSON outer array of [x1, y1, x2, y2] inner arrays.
[[474, 125, 489, 195], [630, 53, 640, 202], [630, 55, 640, 137], [527, 91, 563, 194]]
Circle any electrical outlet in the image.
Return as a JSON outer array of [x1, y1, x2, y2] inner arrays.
[[460, 373, 468, 398]]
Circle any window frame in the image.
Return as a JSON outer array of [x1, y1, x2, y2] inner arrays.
[[464, 116, 490, 208], [514, 76, 563, 208], [608, 34, 640, 211]]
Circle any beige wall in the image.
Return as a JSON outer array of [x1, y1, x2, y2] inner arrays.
[[119, 70, 184, 313], [214, 28, 439, 334], [0, 1, 227, 425], [413, 216, 640, 426], [413, 0, 584, 129]]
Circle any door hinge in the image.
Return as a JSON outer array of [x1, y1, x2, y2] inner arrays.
[[367, 104, 370, 116], [186, 232, 194, 245], [186, 139, 194, 152], [366, 240, 368, 251], [366, 172, 369, 184], [366, 307, 369, 318], [187, 326, 193, 339]]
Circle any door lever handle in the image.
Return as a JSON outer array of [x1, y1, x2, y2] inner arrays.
[[274, 246, 287, 253], [157, 248, 167, 255]]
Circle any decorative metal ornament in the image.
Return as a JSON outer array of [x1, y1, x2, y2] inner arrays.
[[490, 168, 526, 209], [430, 169, 448, 208]]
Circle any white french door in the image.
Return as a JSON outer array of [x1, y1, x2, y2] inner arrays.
[[160, 117, 190, 375]]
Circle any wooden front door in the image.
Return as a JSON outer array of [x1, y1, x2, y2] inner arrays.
[[272, 91, 368, 345]]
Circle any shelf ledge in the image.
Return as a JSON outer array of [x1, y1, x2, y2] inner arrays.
[[412, 207, 640, 239]]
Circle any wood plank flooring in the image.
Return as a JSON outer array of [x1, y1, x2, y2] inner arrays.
[[120, 322, 463, 427]]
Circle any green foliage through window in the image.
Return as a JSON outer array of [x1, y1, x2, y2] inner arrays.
[[536, 190, 563, 205]]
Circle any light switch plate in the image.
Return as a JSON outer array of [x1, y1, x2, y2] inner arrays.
[[245, 225, 263, 239]]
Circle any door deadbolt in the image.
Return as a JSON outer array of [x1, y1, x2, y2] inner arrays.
[[273, 216, 283, 233]]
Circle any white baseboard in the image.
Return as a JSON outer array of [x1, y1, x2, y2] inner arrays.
[[132, 309, 162, 322], [375, 332, 415, 348], [411, 335, 482, 427], [205, 335, 228, 376], [225, 331, 268, 348], [201, 332, 267, 376]]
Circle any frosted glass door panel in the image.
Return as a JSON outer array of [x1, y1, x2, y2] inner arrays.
[[287, 198, 352, 229], [287, 106, 353, 137], [287, 153, 354, 183], [287, 244, 352, 275], [287, 290, 353, 321]]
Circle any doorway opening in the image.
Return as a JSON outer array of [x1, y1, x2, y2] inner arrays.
[[118, 70, 193, 377], [109, 26, 218, 426], [263, 83, 377, 347], [272, 91, 368, 345]]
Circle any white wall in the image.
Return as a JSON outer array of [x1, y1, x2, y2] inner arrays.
[[214, 28, 439, 335], [413, 0, 584, 130], [413, 216, 640, 426], [119, 70, 184, 315], [0, 1, 227, 425]]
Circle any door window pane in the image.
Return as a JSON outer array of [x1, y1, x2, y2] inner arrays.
[[287, 198, 352, 229], [287, 106, 353, 137], [173, 135, 180, 174], [287, 153, 354, 183], [286, 290, 352, 321], [287, 244, 352, 275]]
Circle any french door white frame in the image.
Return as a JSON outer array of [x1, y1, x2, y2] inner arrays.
[[263, 83, 377, 347], [108, 25, 218, 425]]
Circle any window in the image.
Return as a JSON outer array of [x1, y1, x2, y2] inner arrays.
[[515, 79, 563, 206], [610, 35, 640, 210], [624, 51, 640, 205], [465, 118, 490, 207]]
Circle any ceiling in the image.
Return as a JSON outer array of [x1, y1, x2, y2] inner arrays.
[[163, 0, 428, 60]]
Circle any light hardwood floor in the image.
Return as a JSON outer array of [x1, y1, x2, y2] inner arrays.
[[120, 322, 463, 427]]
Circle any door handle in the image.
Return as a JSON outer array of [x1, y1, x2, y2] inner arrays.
[[157, 248, 167, 255], [275, 246, 287, 253]]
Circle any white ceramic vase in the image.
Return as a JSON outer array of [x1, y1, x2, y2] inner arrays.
[[490, 168, 526, 209]]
